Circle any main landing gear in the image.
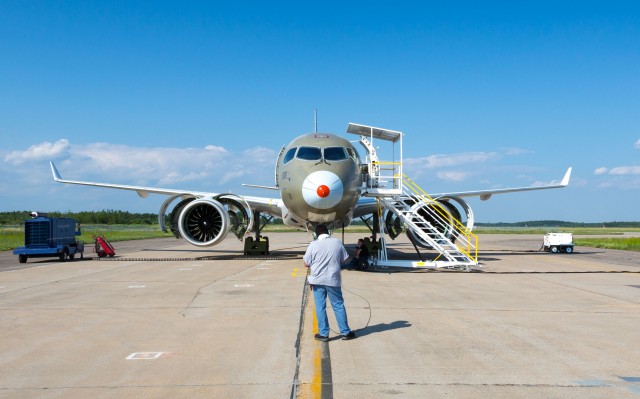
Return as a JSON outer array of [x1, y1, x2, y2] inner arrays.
[[244, 212, 272, 255]]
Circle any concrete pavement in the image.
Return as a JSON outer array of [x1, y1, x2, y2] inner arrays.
[[1, 233, 639, 398]]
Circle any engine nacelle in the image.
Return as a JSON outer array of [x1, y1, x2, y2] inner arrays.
[[162, 194, 254, 247], [178, 197, 230, 247], [165, 197, 230, 247], [215, 194, 254, 239], [398, 196, 474, 249]]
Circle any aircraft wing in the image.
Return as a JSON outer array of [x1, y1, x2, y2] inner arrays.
[[49, 161, 283, 215], [353, 167, 571, 218], [429, 167, 572, 201]]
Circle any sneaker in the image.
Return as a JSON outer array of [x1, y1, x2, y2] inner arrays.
[[342, 331, 356, 340], [314, 334, 329, 342]]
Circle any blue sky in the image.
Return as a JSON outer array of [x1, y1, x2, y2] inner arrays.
[[1, 1, 639, 222]]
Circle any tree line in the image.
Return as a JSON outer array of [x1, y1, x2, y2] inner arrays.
[[0, 210, 159, 225], [2, 211, 638, 227]]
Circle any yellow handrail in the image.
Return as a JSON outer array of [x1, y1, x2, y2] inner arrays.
[[402, 174, 478, 262], [372, 161, 401, 165]]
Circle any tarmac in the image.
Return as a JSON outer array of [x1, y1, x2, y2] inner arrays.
[[1, 232, 639, 399]]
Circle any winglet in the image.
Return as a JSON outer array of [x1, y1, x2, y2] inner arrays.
[[560, 167, 572, 187], [50, 161, 62, 182]]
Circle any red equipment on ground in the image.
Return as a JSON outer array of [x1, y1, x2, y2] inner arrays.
[[93, 235, 116, 257]]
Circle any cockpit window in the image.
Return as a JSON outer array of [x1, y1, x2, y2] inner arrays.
[[283, 147, 296, 164], [296, 146, 322, 161], [324, 147, 348, 161], [346, 148, 359, 162]]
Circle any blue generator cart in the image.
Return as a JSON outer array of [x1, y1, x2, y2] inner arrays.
[[13, 215, 85, 263]]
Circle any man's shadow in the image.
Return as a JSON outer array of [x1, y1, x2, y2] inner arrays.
[[355, 320, 411, 337]]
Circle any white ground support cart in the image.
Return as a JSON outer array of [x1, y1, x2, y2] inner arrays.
[[542, 232, 574, 253]]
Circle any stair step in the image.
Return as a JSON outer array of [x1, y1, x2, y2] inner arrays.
[[381, 192, 477, 265]]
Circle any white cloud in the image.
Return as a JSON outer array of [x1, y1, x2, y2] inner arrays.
[[4, 139, 70, 165], [590, 140, 640, 188], [157, 171, 209, 185], [405, 151, 499, 170], [596, 175, 640, 189], [530, 178, 562, 187], [503, 147, 533, 156], [220, 169, 247, 185], [609, 166, 640, 175], [594, 167, 609, 175], [594, 165, 640, 176], [72, 143, 232, 177], [242, 147, 277, 163], [593, 164, 640, 189], [436, 171, 468, 182], [205, 145, 227, 152], [403, 150, 503, 182], [2, 139, 278, 194]]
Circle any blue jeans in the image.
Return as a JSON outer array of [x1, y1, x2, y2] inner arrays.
[[312, 285, 351, 336]]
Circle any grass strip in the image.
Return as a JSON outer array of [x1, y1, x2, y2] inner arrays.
[[573, 237, 640, 252], [2, 225, 639, 252]]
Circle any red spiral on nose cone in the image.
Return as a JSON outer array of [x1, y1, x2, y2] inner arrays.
[[317, 185, 330, 198]]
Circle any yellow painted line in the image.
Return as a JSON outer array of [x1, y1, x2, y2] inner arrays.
[[310, 307, 322, 398], [310, 351, 322, 397], [298, 294, 323, 398], [298, 268, 325, 399]]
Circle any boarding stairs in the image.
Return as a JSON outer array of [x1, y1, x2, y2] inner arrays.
[[346, 122, 478, 271], [377, 175, 478, 271]]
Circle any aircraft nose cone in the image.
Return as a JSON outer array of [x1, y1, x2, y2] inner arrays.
[[317, 185, 330, 198], [302, 171, 344, 210]]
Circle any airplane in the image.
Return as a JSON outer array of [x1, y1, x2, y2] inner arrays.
[[49, 123, 572, 257]]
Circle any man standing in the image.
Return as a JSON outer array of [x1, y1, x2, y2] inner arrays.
[[303, 224, 356, 341]]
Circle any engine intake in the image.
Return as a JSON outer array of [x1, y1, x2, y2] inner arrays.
[[177, 198, 230, 247]]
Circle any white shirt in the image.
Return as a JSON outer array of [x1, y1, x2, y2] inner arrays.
[[304, 234, 349, 287]]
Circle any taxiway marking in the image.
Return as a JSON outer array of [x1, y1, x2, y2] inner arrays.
[[126, 352, 167, 360], [309, 302, 333, 399]]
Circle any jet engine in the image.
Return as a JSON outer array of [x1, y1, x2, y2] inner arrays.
[[385, 196, 474, 249], [161, 194, 254, 247]]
